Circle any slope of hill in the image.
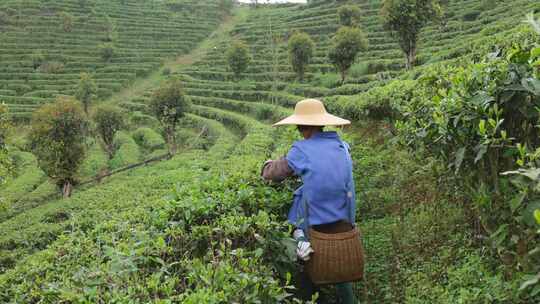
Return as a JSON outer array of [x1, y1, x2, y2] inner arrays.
[[0, 0, 224, 120], [1, 0, 540, 302]]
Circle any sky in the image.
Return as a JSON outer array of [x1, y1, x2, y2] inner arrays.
[[237, 0, 307, 3]]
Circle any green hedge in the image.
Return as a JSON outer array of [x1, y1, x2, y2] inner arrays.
[[132, 127, 166, 152]]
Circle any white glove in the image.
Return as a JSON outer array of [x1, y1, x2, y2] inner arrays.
[[293, 229, 314, 261]]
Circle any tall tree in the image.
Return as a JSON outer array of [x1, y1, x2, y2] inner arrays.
[[226, 40, 251, 79], [328, 26, 368, 85], [93, 105, 124, 159], [338, 5, 361, 27], [381, 0, 442, 69], [76, 72, 97, 114], [30, 97, 88, 198], [288, 32, 315, 81], [150, 78, 190, 155]]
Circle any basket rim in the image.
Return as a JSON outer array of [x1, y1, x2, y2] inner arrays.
[[308, 227, 360, 241]]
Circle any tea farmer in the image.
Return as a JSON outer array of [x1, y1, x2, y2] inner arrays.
[[261, 99, 363, 303]]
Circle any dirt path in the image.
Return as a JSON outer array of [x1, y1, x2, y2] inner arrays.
[[104, 7, 249, 105]]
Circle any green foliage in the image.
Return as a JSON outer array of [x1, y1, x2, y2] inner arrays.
[[313, 73, 341, 89], [226, 40, 251, 79], [219, 0, 234, 14], [406, 251, 516, 303], [93, 105, 125, 158], [99, 43, 115, 62], [58, 11, 74, 32], [150, 78, 190, 154], [288, 32, 314, 81], [0, 105, 13, 204], [132, 127, 166, 152], [0, 151, 46, 216], [348, 62, 369, 78], [38, 61, 65, 74], [328, 26, 368, 84], [380, 0, 443, 69], [338, 5, 361, 27], [76, 73, 98, 114], [78, 140, 108, 178], [395, 36, 540, 300], [30, 52, 45, 70], [109, 131, 141, 169], [29, 97, 87, 196], [0, 104, 10, 149]]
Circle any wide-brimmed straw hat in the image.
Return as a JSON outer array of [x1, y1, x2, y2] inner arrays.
[[273, 99, 351, 127]]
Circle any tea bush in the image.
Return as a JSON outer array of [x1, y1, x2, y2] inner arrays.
[[132, 127, 166, 152], [109, 131, 141, 170]]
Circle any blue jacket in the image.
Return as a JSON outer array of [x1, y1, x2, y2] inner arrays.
[[286, 131, 356, 232]]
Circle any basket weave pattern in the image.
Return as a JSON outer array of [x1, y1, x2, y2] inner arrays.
[[305, 227, 365, 285]]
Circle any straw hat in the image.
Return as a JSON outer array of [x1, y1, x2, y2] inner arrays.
[[273, 99, 351, 126]]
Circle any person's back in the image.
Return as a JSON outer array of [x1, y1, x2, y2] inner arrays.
[[287, 131, 355, 229]]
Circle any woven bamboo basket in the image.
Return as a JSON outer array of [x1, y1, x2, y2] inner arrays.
[[305, 227, 365, 285]]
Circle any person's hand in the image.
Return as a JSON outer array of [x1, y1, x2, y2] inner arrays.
[[261, 160, 272, 177], [293, 229, 314, 261], [296, 240, 314, 261]]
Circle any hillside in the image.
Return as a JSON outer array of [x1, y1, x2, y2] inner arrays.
[[1, 0, 540, 302], [0, 0, 223, 120]]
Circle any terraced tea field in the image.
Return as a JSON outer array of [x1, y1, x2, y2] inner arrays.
[[0, 0, 223, 120], [1, 0, 540, 302]]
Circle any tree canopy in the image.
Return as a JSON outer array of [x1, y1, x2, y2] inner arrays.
[[338, 5, 361, 27], [75, 72, 98, 114], [226, 40, 251, 79], [93, 105, 125, 159], [288, 32, 315, 81], [29, 97, 88, 197], [328, 26, 368, 84], [150, 78, 190, 155], [381, 0, 442, 69]]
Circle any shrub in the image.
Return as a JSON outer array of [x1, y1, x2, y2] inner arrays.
[[93, 105, 124, 158], [78, 141, 108, 178], [109, 131, 141, 169], [99, 43, 115, 62], [38, 61, 65, 74], [462, 10, 481, 21], [150, 78, 190, 155], [328, 26, 368, 84], [162, 67, 172, 76], [288, 32, 315, 81], [0, 12, 10, 26], [0, 104, 10, 149], [313, 73, 341, 89], [29, 97, 88, 197], [132, 127, 166, 152], [219, 0, 234, 14], [30, 52, 45, 70], [58, 12, 74, 32], [396, 41, 540, 298], [0, 105, 12, 189], [338, 5, 361, 27], [76, 73, 98, 114], [348, 62, 369, 78], [226, 40, 251, 79]]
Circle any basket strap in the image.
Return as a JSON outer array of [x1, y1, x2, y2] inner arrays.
[[340, 140, 356, 226], [302, 196, 310, 239]]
